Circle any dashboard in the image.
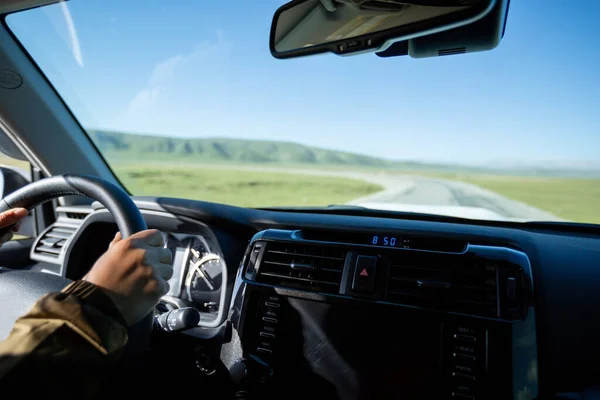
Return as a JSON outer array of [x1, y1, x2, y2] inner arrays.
[[26, 196, 600, 399]]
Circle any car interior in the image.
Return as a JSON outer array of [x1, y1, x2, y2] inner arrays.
[[0, 1, 598, 399]]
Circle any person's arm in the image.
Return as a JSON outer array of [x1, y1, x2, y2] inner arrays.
[[0, 211, 173, 397], [0, 281, 128, 395]]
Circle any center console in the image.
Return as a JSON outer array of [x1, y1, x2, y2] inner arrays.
[[225, 229, 538, 400]]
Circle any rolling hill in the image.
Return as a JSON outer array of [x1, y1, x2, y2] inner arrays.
[[88, 130, 393, 167], [88, 130, 600, 178]]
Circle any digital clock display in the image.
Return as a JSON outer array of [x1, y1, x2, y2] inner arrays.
[[370, 235, 410, 248], [301, 231, 465, 252]]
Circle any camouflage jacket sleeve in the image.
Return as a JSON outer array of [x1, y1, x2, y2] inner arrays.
[[0, 280, 128, 397]]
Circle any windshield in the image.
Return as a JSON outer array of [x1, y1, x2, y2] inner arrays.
[[6, 1, 600, 224]]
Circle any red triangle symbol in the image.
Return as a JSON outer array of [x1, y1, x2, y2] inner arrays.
[[359, 268, 369, 277]]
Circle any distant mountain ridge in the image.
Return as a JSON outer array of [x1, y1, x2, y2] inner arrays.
[[88, 130, 600, 178], [88, 130, 394, 166]]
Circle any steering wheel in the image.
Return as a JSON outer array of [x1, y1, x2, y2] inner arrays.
[[0, 174, 148, 347]]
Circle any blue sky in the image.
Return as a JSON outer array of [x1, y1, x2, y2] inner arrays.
[[6, 0, 600, 165]]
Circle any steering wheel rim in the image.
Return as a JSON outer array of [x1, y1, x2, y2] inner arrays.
[[0, 174, 146, 237], [0, 174, 149, 352]]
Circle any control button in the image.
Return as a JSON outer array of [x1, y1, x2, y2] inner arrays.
[[454, 382, 477, 397], [228, 359, 249, 386], [454, 334, 477, 342], [352, 255, 377, 293], [257, 347, 272, 354], [265, 301, 280, 308], [156, 307, 201, 332], [262, 317, 278, 324], [456, 326, 478, 335], [451, 392, 475, 400], [453, 352, 476, 362], [452, 371, 478, 392], [454, 343, 476, 355], [260, 332, 275, 338], [453, 362, 477, 376], [258, 339, 273, 349], [452, 372, 476, 381]]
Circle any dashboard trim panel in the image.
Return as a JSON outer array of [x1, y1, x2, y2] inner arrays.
[[240, 229, 533, 323]]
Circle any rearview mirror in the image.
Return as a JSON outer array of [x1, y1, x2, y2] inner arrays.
[[270, 0, 497, 59]]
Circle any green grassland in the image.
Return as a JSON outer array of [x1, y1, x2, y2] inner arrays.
[[453, 175, 600, 224], [383, 170, 599, 223], [114, 163, 600, 223], [379, 170, 599, 224], [115, 164, 383, 208], [1, 130, 598, 224], [0, 155, 30, 170]]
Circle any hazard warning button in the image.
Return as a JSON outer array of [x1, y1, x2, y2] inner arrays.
[[352, 255, 377, 293]]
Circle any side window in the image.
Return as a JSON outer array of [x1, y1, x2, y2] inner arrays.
[[0, 151, 30, 172], [0, 132, 33, 239]]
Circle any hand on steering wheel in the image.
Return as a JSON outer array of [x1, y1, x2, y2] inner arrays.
[[0, 174, 158, 349], [0, 208, 27, 245], [85, 230, 173, 327]]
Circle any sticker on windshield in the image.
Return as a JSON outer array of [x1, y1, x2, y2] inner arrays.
[[0, 69, 23, 89]]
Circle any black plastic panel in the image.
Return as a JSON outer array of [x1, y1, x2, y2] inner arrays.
[[242, 229, 531, 322], [231, 284, 513, 400]]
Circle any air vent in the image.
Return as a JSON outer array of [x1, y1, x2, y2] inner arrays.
[[438, 47, 466, 56], [256, 242, 347, 294], [65, 212, 87, 220], [33, 225, 77, 261], [386, 253, 502, 318]]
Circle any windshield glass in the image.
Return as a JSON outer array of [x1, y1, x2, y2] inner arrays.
[[6, 1, 600, 224]]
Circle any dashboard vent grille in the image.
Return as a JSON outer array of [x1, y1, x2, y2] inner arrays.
[[386, 253, 499, 318], [257, 242, 347, 294], [33, 225, 77, 261], [65, 211, 87, 220]]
